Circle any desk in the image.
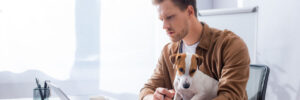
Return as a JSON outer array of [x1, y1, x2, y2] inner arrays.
[[1, 96, 116, 100], [1, 96, 88, 100]]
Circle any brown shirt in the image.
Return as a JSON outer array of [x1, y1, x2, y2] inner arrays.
[[139, 22, 250, 100]]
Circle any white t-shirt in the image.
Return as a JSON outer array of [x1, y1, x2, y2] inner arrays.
[[182, 41, 200, 54]]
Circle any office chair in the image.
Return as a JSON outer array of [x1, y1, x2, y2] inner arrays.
[[246, 64, 270, 100]]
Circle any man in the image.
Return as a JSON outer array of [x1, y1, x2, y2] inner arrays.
[[139, 0, 250, 100]]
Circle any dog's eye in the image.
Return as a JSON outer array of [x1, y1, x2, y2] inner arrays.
[[190, 69, 196, 73], [179, 68, 184, 72]]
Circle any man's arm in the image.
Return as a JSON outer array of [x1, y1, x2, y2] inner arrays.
[[213, 36, 250, 100], [143, 88, 175, 100], [143, 94, 154, 100], [139, 44, 172, 100]]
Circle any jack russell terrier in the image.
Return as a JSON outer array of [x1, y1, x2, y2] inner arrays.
[[170, 53, 219, 100]]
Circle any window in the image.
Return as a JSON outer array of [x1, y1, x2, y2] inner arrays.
[[0, 0, 100, 98]]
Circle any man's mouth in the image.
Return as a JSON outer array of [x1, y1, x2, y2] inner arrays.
[[168, 32, 174, 35]]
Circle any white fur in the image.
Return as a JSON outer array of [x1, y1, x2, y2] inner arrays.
[[173, 53, 219, 100]]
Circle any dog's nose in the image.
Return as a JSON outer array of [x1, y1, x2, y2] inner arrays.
[[183, 83, 190, 89]]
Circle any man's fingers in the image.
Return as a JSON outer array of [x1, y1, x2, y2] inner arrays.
[[154, 90, 164, 100], [156, 88, 175, 98], [166, 90, 175, 99], [164, 97, 173, 100], [168, 89, 175, 94]]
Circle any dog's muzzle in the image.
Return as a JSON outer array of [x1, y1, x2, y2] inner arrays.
[[183, 83, 190, 89]]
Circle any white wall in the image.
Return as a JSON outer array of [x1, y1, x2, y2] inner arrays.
[[257, 0, 300, 99], [197, 0, 213, 10], [243, 0, 258, 7], [213, 0, 238, 9], [199, 0, 259, 9]]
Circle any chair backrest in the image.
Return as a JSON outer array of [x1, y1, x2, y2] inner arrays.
[[246, 64, 270, 100]]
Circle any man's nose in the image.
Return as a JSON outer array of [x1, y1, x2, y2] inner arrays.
[[163, 20, 170, 30], [183, 83, 190, 89]]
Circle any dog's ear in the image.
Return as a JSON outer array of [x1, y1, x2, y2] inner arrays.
[[169, 54, 181, 65], [194, 54, 203, 67]]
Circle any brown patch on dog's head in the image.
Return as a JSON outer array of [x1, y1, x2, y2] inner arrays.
[[194, 54, 203, 67], [169, 53, 186, 76], [189, 54, 203, 77]]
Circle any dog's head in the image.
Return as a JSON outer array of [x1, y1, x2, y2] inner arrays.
[[170, 53, 203, 89]]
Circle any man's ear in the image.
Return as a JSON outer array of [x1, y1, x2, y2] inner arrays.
[[169, 54, 180, 65], [194, 54, 203, 67], [187, 5, 195, 17]]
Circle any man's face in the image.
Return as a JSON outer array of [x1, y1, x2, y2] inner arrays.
[[158, 0, 190, 42]]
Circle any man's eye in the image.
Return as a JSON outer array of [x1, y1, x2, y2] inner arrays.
[[179, 68, 184, 72], [166, 15, 173, 20]]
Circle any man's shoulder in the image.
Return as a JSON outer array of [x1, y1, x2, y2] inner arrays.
[[210, 27, 241, 40], [208, 27, 249, 58], [209, 27, 244, 46]]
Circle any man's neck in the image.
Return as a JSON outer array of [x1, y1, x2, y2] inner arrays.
[[183, 20, 203, 46]]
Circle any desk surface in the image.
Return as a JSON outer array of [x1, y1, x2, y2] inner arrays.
[[1, 96, 116, 100], [1, 96, 88, 100]]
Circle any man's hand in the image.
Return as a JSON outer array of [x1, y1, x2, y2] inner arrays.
[[153, 87, 175, 100]]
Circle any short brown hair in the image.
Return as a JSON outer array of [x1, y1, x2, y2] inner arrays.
[[153, 0, 197, 17]]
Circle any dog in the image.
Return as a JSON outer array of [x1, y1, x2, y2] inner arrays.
[[170, 53, 219, 100]]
